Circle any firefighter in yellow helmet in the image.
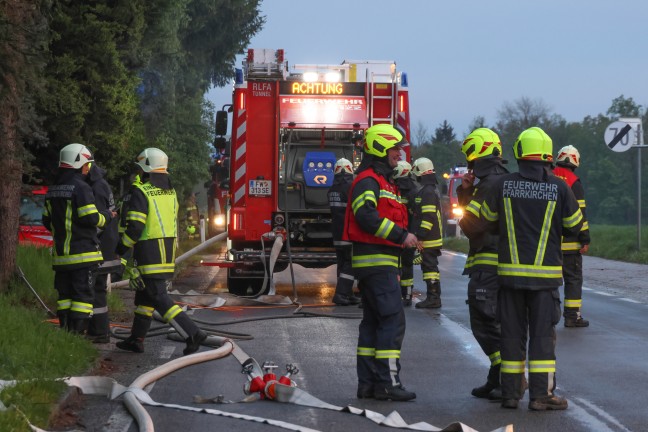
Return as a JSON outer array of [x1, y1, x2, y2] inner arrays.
[[553, 145, 590, 327], [411, 157, 443, 308], [458, 128, 509, 400], [115, 148, 207, 355], [474, 127, 583, 410], [328, 158, 360, 305], [43, 144, 116, 334], [343, 124, 418, 401]]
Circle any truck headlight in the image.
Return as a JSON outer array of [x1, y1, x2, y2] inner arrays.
[[452, 208, 464, 218], [213, 214, 225, 227]]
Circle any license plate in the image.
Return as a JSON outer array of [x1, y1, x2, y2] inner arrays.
[[249, 180, 272, 196]]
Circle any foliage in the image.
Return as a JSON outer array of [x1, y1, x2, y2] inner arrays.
[[432, 120, 456, 145]]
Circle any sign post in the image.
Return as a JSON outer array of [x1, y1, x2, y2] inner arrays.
[[605, 118, 645, 249]]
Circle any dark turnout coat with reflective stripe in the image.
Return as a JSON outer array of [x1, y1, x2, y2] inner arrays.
[[552, 165, 590, 254], [43, 170, 110, 271], [479, 163, 583, 290]]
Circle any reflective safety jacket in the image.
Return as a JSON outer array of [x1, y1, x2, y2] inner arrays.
[[343, 165, 408, 274], [458, 159, 509, 275], [116, 175, 178, 279], [327, 172, 353, 245], [43, 170, 110, 271], [479, 165, 583, 290], [87, 164, 120, 273], [410, 174, 443, 250], [553, 165, 590, 254]]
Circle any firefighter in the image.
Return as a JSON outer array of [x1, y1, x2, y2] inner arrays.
[[457, 128, 509, 400], [86, 162, 121, 343], [343, 124, 418, 401], [42, 144, 115, 334], [411, 157, 443, 309], [477, 127, 583, 411], [115, 148, 207, 355], [328, 158, 360, 306], [553, 145, 590, 327], [392, 160, 421, 306], [184, 192, 200, 240]]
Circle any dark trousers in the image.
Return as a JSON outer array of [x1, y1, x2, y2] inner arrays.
[[54, 266, 96, 322], [467, 270, 501, 385], [334, 245, 355, 297], [130, 278, 199, 340], [400, 248, 414, 297], [562, 253, 584, 316], [421, 249, 440, 282], [356, 271, 406, 388], [88, 273, 110, 336], [498, 287, 561, 400]]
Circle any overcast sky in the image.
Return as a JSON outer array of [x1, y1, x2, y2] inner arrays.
[[207, 0, 648, 139]]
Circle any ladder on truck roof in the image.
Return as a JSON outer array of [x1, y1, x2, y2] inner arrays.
[[367, 68, 397, 127]]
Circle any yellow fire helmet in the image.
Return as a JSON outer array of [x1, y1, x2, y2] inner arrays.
[[364, 124, 405, 157], [461, 128, 502, 162], [513, 127, 553, 162]]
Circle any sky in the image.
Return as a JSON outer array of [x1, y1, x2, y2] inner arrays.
[[207, 0, 648, 139]]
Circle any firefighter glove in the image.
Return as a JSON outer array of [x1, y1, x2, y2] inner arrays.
[[121, 258, 145, 291]]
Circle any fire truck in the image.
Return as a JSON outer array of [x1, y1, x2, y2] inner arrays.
[[442, 164, 469, 237], [209, 48, 411, 295]]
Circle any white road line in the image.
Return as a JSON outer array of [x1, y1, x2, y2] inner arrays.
[[590, 291, 616, 297], [570, 397, 633, 432], [617, 298, 642, 304]]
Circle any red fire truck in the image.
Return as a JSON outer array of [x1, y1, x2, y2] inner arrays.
[[209, 48, 412, 295]]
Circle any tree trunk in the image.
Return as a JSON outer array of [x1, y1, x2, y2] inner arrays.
[[0, 1, 33, 292]]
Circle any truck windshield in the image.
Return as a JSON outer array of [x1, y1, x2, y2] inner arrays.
[[20, 194, 45, 226]]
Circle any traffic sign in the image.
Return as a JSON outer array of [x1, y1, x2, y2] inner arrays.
[[605, 120, 636, 152]]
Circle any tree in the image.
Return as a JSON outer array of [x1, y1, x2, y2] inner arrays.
[[432, 120, 456, 145], [413, 120, 430, 146], [0, 0, 49, 291], [606, 95, 642, 119], [467, 116, 487, 135]]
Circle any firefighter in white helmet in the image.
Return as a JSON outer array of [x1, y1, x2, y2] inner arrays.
[[43, 144, 115, 334], [411, 157, 444, 308], [474, 127, 583, 410], [392, 160, 421, 306], [553, 145, 590, 327], [327, 158, 360, 305], [458, 128, 509, 400], [343, 124, 418, 401], [116, 148, 207, 355]]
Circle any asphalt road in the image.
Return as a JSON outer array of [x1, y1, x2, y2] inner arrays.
[[68, 252, 648, 432]]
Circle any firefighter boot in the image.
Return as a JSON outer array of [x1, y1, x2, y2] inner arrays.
[[528, 394, 568, 411], [401, 285, 412, 307], [68, 318, 89, 335], [184, 330, 208, 355], [57, 310, 69, 330], [374, 384, 416, 401], [116, 314, 151, 353], [87, 312, 111, 343], [564, 307, 589, 327], [472, 364, 501, 400], [415, 280, 442, 309]]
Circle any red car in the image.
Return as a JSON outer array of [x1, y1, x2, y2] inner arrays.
[[19, 186, 53, 247]]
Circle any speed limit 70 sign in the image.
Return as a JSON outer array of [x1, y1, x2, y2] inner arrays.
[[604, 119, 642, 152]]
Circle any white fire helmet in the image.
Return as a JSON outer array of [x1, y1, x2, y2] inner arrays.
[[412, 157, 435, 176], [556, 145, 580, 167], [334, 158, 353, 175], [393, 160, 413, 179], [59, 143, 94, 169], [136, 148, 168, 173]]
